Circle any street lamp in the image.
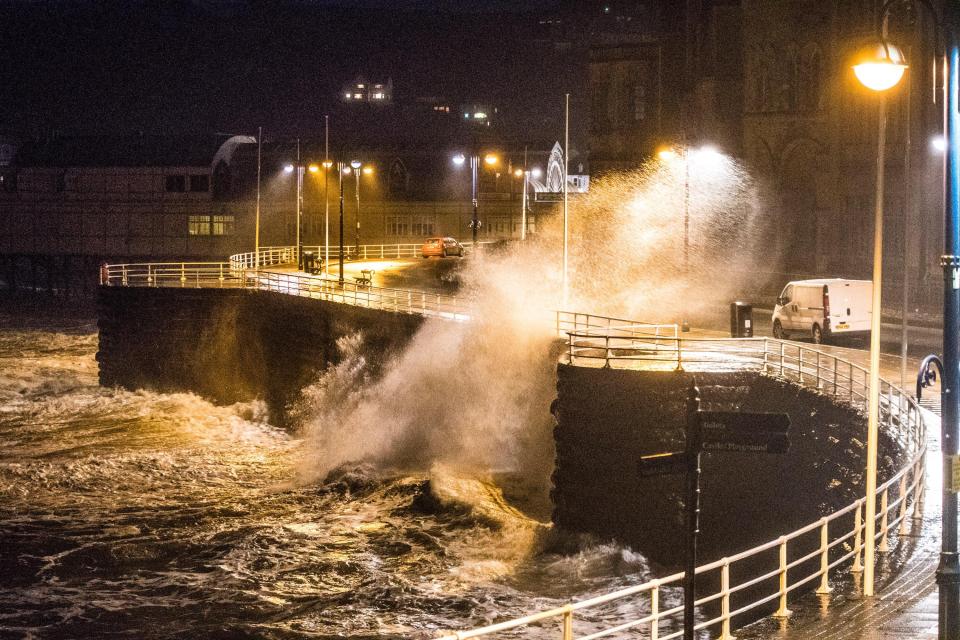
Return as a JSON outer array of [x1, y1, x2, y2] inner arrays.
[[283, 138, 305, 270], [453, 152, 498, 245], [350, 160, 363, 258], [856, 3, 960, 637], [658, 143, 722, 332]]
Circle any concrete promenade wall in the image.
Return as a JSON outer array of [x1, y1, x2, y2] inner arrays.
[[551, 364, 901, 572], [96, 286, 424, 424]]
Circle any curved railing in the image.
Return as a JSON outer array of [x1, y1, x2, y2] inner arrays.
[[100, 262, 469, 321], [227, 242, 494, 272], [436, 333, 928, 640]]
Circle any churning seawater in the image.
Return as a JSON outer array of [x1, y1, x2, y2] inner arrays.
[[0, 310, 672, 639]]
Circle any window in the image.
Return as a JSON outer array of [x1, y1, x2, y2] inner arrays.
[[165, 175, 186, 192], [212, 215, 234, 235], [387, 215, 409, 236], [190, 175, 209, 192], [188, 215, 211, 235], [411, 215, 435, 236]]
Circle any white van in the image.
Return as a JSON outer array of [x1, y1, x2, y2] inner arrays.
[[772, 279, 872, 344]]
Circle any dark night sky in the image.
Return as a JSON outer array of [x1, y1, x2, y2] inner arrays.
[[1, 0, 586, 143]]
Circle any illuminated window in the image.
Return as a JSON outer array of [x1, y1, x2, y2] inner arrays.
[[188, 215, 211, 235], [354, 93, 362, 99], [372, 92, 384, 99], [212, 215, 235, 235], [345, 93, 352, 99], [357, 84, 365, 88]]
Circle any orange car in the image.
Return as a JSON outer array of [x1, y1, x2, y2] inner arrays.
[[421, 237, 464, 258]]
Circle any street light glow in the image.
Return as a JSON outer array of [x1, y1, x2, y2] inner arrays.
[[342, 166, 352, 175], [284, 164, 295, 173], [452, 153, 466, 166], [350, 160, 362, 169], [308, 164, 320, 173], [932, 135, 947, 153], [853, 42, 908, 92], [531, 167, 542, 179], [514, 168, 523, 178], [484, 154, 498, 166], [657, 146, 678, 161], [322, 160, 333, 169], [362, 166, 374, 175]]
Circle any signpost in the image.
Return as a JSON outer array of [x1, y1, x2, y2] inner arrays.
[[639, 382, 791, 640]]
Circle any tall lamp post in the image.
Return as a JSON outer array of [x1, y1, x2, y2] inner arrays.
[[855, 2, 960, 637], [283, 138, 305, 270], [351, 160, 362, 256], [453, 152, 498, 246], [338, 161, 346, 286]]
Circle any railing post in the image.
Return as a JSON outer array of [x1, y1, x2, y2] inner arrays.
[[849, 362, 854, 402], [779, 342, 785, 377], [763, 338, 769, 372], [898, 474, 910, 535], [833, 357, 838, 396], [650, 581, 659, 640], [816, 351, 821, 389], [852, 499, 863, 573], [773, 537, 792, 618], [569, 335, 575, 364], [878, 488, 890, 552], [180, 262, 186, 286], [562, 606, 573, 640], [719, 561, 735, 640], [799, 348, 804, 384], [913, 458, 926, 520], [675, 338, 683, 371], [816, 518, 833, 594], [604, 335, 612, 368]]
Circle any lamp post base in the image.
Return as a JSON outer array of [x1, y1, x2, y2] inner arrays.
[[681, 320, 691, 333]]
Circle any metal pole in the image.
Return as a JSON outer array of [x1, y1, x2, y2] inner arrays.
[[471, 154, 479, 245], [901, 50, 913, 390], [563, 92, 570, 309], [296, 138, 303, 271], [355, 167, 361, 255], [255, 126, 261, 269], [684, 381, 702, 640], [864, 91, 888, 597], [324, 116, 330, 275], [338, 161, 345, 286], [522, 145, 528, 241], [682, 146, 691, 332], [939, 14, 960, 638]]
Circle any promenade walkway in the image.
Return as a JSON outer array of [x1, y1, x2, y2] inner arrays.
[[739, 397, 941, 640]]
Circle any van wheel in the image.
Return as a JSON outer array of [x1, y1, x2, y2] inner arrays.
[[773, 320, 786, 340], [811, 324, 823, 344]]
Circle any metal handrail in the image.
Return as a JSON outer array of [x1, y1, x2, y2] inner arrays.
[[101, 262, 470, 321], [436, 336, 928, 640], [227, 241, 496, 272], [555, 310, 678, 340]]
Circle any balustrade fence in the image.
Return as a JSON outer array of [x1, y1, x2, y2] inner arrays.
[[436, 335, 928, 640]]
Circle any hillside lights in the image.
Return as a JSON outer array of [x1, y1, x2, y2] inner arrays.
[[853, 41, 908, 92]]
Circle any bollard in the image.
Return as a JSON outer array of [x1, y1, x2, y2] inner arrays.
[[562, 606, 573, 640]]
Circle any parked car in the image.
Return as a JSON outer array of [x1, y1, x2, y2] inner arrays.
[[772, 278, 872, 344], [421, 237, 464, 258]]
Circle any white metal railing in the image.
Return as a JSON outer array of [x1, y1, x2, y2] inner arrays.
[[100, 262, 242, 288], [101, 262, 470, 321], [228, 241, 495, 272], [556, 310, 678, 341], [248, 270, 470, 321], [436, 335, 928, 640]]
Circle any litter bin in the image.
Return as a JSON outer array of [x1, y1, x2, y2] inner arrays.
[[302, 250, 317, 274], [730, 301, 753, 338]]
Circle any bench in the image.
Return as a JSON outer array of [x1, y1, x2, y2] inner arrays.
[[354, 269, 375, 286]]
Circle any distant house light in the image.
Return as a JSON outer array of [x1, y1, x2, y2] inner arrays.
[[464, 113, 470, 118], [473, 112, 487, 119], [357, 84, 365, 88], [354, 93, 362, 99], [345, 93, 352, 99], [372, 92, 384, 99]]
